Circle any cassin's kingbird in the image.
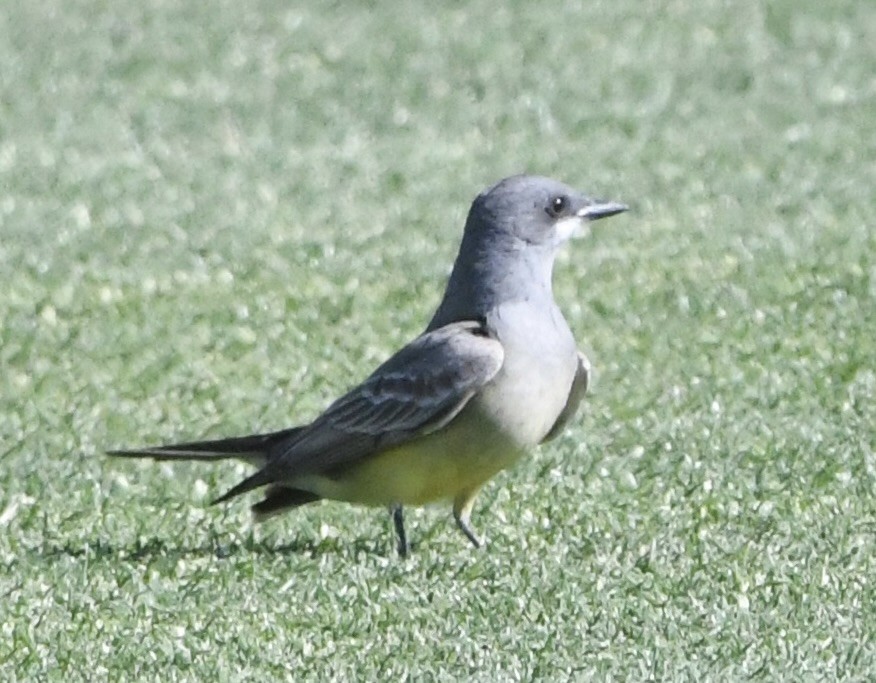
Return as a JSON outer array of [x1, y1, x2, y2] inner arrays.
[[109, 175, 627, 556]]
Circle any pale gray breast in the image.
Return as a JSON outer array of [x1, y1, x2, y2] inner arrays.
[[476, 300, 579, 446]]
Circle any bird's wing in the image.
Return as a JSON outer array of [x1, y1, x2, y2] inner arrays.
[[213, 320, 504, 503], [541, 350, 590, 443]]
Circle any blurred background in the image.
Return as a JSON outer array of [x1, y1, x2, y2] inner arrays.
[[1, 1, 874, 679]]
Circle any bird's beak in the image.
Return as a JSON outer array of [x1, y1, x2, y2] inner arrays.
[[577, 200, 628, 221]]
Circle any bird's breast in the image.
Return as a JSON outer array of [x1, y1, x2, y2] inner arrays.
[[476, 300, 578, 446]]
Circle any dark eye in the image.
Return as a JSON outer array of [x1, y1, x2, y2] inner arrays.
[[547, 195, 568, 217]]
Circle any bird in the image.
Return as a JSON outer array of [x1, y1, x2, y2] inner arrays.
[[109, 174, 627, 556]]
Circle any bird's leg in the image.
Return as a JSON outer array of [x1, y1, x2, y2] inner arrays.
[[453, 488, 483, 549], [389, 504, 409, 558]]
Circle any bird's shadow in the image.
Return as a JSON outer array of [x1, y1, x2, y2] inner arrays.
[[32, 533, 397, 565]]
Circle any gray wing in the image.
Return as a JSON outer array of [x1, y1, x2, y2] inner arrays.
[[290, 319, 505, 469], [541, 351, 590, 443], [213, 320, 504, 503]]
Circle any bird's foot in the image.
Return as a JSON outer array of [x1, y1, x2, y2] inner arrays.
[[390, 504, 409, 558], [454, 511, 483, 549]]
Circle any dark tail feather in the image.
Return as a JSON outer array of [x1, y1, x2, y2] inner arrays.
[[211, 465, 277, 506], [251, 486, 321, 520], [107, 426, 304, 462]]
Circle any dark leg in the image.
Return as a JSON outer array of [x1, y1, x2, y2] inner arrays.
[[453, 489, 483, 549], [390, 504, 409, 558]]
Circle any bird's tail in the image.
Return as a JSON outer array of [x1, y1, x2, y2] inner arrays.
[[107, 426, 304, 464], [109, 425, 322, 515]]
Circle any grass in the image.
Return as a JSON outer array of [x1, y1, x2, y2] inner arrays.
[[1, 0, 875, 679]]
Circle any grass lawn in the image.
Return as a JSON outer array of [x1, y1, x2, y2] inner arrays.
[[2, 0, 874, 679]]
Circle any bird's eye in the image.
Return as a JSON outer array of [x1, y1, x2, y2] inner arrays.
[[547, 195, 568, 217]]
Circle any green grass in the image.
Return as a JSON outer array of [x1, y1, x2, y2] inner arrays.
[[2, 0, 875, 679]]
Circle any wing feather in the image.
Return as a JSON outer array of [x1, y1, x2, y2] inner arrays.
[[212, 320, 504, 503], [285, 319, 503, 469]]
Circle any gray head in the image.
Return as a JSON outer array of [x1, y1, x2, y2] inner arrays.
[[466, 174, 627, 250], [428, 175, 627, 328]]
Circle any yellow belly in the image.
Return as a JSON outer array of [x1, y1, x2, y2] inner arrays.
[[292, 404, 526, 507]]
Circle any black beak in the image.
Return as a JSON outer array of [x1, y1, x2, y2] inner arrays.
[[577, 200, 628, 221]]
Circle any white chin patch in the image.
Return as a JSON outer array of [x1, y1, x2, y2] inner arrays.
[[554, 216, 586, 243]]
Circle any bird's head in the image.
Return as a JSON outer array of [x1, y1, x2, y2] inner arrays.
[[469, 174, 627, 250]]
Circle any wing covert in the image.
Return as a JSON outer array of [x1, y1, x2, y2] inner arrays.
[[270, 320, 504, 474]]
